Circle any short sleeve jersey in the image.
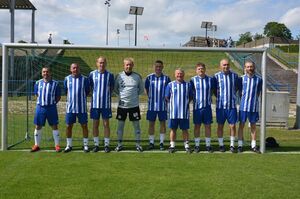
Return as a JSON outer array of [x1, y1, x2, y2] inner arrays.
[[145, 73, 171, 111], [64, 74, 90, 113]]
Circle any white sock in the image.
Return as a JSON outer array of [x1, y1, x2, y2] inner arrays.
[[52, 130, 59, 146], [218, 137, 224, 146], [238, 140, 243, 147], [149, 135, 155, 144], [170, 141, 175, 148], [251, 140, 256, 148], [194, 137, 200, 147], [34, 129, 42, 146], [230, 136, 235, 147], [66, 138, 72, 147], [205, 137, 211, 147], [184, 141, 189, 149], [83, 138, 89, 147], [93, 136, 99, 146], [104, 137, 110, 146], [160, 133, 165, 144]]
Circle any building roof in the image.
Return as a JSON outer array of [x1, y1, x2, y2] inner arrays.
[[0, 0, 36, 10]]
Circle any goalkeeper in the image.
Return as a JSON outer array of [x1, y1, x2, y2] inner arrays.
[[114, 58, 144, 152]]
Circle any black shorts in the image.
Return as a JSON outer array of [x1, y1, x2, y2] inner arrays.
[[116, 106, 141, 121]]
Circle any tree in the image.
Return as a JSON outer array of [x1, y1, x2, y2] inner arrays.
[[253, 33, 264, 40], [236, 32, 253, 46], [263, 22, 292, 39]]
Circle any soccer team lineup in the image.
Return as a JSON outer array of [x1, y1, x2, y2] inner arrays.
[[31, 56, 262, 154]]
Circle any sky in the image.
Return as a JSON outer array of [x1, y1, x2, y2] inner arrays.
[[0, 0, 299, 47]]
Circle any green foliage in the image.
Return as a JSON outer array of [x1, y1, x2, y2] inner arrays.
[[236, 32, 253, 46], [277, 45, 299, 53], [263, 22, 292, 39], [253, 33, 264, 40]]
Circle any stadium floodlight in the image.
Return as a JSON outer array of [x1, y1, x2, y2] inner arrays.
[[211, 25, 217, 32], [104, 0, 111, 45], [117, 29, 120, 46], [211, 25, 217, 47], [201, 21, 213, 39], [125, 23, 133, 46], [129, 6, 144, 46]]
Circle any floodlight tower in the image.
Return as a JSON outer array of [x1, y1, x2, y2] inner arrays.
[[125, 23, 133, 46], [211, 25, 217, 47], [104, 0, 111, 45], [129, 6, 144, 46], [117, 29, 120, 46], [201, 21, 213, 39]]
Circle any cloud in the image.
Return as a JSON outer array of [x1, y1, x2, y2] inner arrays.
[[279, 7, 300, 28], [0, 0, 299, 46]]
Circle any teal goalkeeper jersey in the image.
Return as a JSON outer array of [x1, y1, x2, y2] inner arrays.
[[114, 71, 144, 108]]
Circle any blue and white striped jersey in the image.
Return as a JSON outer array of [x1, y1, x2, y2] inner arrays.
[[165, 81, 192, 119], [34, 79, 61, 106], [89, 70, 114, 109], [190, 75, 215, 110], [64, 74, 90, 113], [239, 74, 262, 112], [214, 71, 239, 109], [145, 73, 171, 111]]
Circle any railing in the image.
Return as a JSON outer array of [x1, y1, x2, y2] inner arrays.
[[229, 52, 286, 91], [268, 47, 298, 69]]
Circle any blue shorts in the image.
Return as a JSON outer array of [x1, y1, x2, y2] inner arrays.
[[216, 108, 237, 125], [146, 110, 167, 122], [34, 105, 59, 126], [90, 108, 112, 120], [168, 119, 189, 130], [66, 113, 88, 125], [239, 111, 259, 124], [193, 107, 212, 125]]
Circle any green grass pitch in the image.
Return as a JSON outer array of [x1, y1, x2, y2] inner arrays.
[[0, 152, 300, 198]]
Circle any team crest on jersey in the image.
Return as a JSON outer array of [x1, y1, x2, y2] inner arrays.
[[119, 100, 125, 106]]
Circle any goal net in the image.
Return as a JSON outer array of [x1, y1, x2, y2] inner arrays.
[[1, 44, 267, 152]]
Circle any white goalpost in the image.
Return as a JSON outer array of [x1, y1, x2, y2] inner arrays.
[[1, 43, 267, 153]]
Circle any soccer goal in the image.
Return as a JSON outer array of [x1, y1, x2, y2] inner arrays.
[[1, 43, 267, 152]]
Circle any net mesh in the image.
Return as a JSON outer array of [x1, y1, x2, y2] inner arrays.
[[3, 46, 257, 150]]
